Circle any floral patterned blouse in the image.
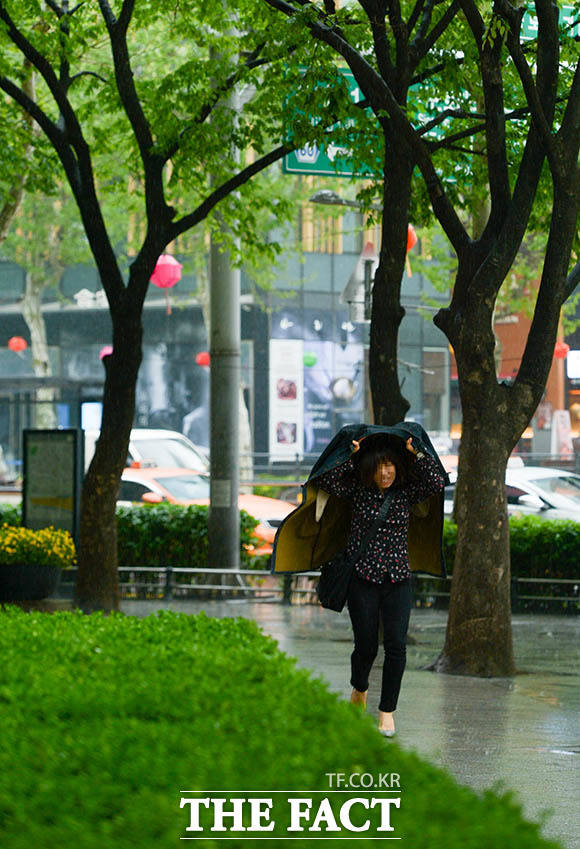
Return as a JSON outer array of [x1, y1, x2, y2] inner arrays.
[[315, 452, 445, 584]]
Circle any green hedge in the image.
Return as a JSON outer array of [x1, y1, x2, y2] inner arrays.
[[116, 502, 263, 569], [438, 517, 579, 611], [0, 503, 21, 528], [0, 502, 266, 569], [0, 608, 564, 849], [442, 516, 580, 579]]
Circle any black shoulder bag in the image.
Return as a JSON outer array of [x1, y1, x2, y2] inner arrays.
[[317, 490, 395, 612]]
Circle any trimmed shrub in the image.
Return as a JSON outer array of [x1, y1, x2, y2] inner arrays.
[[0, 608, 564, 849], [116, 502, 260, 568], [440, 517, 579, 610], [0, 503, 21, 527], [441, 516, 580, 579], [509, 515, 580, 579]]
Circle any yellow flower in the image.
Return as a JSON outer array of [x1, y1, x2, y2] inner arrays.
[[0, 525, 76, 569]]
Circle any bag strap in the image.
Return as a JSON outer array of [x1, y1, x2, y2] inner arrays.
[[351, 490, 396, 563]]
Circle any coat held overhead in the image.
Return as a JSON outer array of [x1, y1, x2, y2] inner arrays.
[[271, 422, 450, 578]]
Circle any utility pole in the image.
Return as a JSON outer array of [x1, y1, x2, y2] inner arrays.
[[208, 227, 240, 572], [208, 60, 241, 572]]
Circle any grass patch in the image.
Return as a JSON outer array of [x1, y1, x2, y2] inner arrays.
[[0, 608, 564, 848]]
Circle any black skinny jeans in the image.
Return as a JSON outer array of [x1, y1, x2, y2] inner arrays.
[[346, 572, 412, 713]]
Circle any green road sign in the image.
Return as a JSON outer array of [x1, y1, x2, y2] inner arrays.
[[522, 5, 578, 40], [283, 70, 367, 177]]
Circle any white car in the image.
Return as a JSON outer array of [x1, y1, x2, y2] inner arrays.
[[84, 428, 209, 473], [445, 466, 580, 521]]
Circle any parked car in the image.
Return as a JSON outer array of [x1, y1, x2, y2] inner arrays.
[[118, 466, 296, 554], [445, 466, 580, 521], [84, 428, 209, 473]]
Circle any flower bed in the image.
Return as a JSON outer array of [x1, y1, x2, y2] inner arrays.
[[0, 525, 76, 601], [0, 524, 75, 570]]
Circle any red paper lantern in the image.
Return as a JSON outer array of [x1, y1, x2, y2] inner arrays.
[[150, 254, 183, 289], [195, 351, 210, 367], [406, 224, 418, 253], [8, 336, 27, 352], [99, 345, 113, 360], [554, 341, 570, 359]]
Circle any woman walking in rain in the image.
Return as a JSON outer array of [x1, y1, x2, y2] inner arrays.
[[314, 433, 446, 737]]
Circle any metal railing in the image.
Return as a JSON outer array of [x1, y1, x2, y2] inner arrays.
[[56, 567, 579, 611]]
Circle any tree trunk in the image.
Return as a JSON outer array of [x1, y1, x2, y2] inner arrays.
[[433, 391, 516, 676], [74, 314, 143, 612], [369, 142, 412, 425], [22, 272, 57, 429]]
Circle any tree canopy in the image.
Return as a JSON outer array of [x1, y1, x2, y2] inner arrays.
[[0, 0, 343, 609]]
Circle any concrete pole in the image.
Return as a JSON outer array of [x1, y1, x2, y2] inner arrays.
[[208, 224, 240, 572]]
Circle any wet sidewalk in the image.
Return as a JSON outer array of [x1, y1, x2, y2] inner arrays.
[[122, 598, 580, 849]]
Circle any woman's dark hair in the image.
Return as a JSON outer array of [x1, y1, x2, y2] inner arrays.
[[356, 436, 413, 489]]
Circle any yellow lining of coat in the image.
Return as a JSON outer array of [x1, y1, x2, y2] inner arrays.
[[272, 482, 446, 578]]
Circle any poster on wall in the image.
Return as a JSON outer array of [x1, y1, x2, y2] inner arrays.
[[550, 409, 573, 456], [269, 339, 304, 461], [303, 340, 365, 455]]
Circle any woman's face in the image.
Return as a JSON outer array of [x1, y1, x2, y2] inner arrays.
[[373, 459, 396, 491]]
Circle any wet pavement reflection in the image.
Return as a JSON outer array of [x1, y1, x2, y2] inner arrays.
[[122, 599, 579, 849]]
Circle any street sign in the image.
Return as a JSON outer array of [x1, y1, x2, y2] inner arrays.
[[283, 70, 370, 177], [522, 5, 578, 40]]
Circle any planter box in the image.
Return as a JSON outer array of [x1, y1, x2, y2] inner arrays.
[[0, 564, 61, 602]]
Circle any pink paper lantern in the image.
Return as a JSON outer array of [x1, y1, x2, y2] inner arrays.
[[150, 254, 183, 289], [99, 345, 113, 360], [195, 351, 210, 367], [8, 335, 28, 352], [554, 341, 570, 360]]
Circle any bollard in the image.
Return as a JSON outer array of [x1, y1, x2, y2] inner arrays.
[[164, 567, 173, 600], [282, 573, 293, 605]]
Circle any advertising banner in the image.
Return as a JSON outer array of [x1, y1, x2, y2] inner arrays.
[[269, 338, 304, 461]]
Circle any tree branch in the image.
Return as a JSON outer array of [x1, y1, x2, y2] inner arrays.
[[0, 64, 38, 243], [418, 107, 485, 134], [385, 0, 408, 84], [97, 1, 154, 161], [501, 0, 559, 168], [0, 72, 124, 309], [426, 121, 485, 150], [412, 0, 461, 63], [118, 0, 137, 35], [164, 42, 275, 162], [564, 257, 580, 302], [359, 0, 393, 80], [96, 0, 172, 232], [70, 70, 109, 86], [0, 2, 84, 146], [408, 0, 428, 36], [96, 0, 116, 27], [0, 75, 73, 183], [168, 144, 291, 240], [557, 59, 580, 152], [460, 0, 511, 232], [423, 97, 565, 152], [264, 0, 469, 251], [43, 0, 65, 17]]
